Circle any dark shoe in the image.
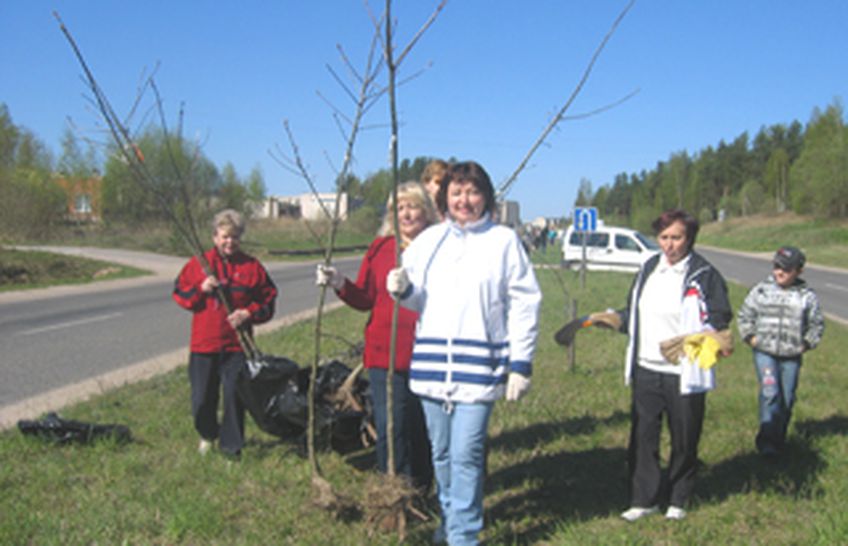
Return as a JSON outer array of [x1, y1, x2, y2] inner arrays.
[[221, 449, 241, 461], [759, 444, 779, 458]]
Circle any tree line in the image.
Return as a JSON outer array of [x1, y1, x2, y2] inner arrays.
[[0, 102, 265, 241], [575, 99, 848, 232], [4, 97, 845, 242]]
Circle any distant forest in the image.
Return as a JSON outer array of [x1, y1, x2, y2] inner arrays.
[[573, 99, 847, 233]]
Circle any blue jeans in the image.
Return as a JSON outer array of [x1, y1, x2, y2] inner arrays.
[[367, 368, 433, 491], [753, 350, 801, 453], [421, 397, 493, 546]]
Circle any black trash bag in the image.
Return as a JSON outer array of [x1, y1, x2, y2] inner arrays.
[[17, 412, 132, 445], [237, 355, 303, 439], [237, 355, 373, 452]]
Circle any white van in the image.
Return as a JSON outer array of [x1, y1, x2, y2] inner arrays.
[[561, 223, 659, 272]]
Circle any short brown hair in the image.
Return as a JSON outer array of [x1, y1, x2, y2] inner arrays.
[[651, 208, 698, 251], [436, 161, 496, 216]]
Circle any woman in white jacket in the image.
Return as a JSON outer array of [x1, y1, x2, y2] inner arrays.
[[388, 161, 540, 546]]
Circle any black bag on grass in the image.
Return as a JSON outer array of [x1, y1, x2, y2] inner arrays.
[[237, 355, 373, 451], [18, 412, 132, 444]]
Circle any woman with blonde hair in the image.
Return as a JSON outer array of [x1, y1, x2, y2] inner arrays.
[[173, 209, 277, 458], [316, 181, 437, 489]]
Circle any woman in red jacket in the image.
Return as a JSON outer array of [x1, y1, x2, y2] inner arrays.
[[173, 209, 277, 458], [316, 181, 437, 490]]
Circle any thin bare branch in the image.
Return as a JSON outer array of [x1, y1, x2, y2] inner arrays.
[[322, 149, 340, 178], [281, 121, 335, 222], [316, 90, 355, 127], [335, 44, 364, 86], [325, 64, 359, 105], [562, 87, 640, 121], [394, 0, 448, 66], [497, 0, 635, 198]]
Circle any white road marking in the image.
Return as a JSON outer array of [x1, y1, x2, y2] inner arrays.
[[825, 283, 848, 293], [18, 312, 124, 336]]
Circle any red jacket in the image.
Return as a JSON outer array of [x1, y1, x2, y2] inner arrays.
[[172, 248, 277, 353], [336, 236, 418, 371]]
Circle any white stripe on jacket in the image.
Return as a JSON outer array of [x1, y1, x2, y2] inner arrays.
[[398, 214, 541, 404]]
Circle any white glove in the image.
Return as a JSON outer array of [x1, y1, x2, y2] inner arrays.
[[506, 372, 531, 401], [315, 264, 344, 290], [386, 267, 410, 298]]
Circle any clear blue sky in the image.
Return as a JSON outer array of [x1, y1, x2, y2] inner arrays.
[[2, 1, 847, 221]]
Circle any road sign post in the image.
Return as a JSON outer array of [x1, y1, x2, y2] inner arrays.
[[574, 207, 598, 289]]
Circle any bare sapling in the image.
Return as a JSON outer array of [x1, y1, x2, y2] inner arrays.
[[269, 19, 386, 515], [359, 0, 447, 538], [53, 12, 261, 360]]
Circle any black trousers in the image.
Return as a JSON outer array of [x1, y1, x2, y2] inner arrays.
[[188, 352, 246, 455], [628, 366, 705, 508]]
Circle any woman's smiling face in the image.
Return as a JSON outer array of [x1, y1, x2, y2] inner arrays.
[[446, 180, 485, 226]]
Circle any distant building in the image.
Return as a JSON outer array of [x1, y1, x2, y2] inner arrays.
[[496, 200, 521, 229], [258, 192, 349, 221], [55, 176, 102, 222]]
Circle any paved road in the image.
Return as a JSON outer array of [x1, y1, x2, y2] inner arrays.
[[698, 246, 848, 325], [0, 247, 360, 428]]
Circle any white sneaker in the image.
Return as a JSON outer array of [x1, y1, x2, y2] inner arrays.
[[620, 506, 659, 522], [665, 506, 687, 520], [198, 439, 213, 455]]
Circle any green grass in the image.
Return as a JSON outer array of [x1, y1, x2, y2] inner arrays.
[[0, 247, 148, 292], [3, 264, 846, 544], [28, 218, 375, 262], [698, 213, 848, 269]]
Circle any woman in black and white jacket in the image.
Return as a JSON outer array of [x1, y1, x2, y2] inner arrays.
[[614, 209, 733, 522]]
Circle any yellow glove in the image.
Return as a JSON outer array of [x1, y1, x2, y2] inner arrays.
[[682, 330, 734, 369]]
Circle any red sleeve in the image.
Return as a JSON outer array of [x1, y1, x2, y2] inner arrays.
[[244, 261, 277, 324], [337, 238, 385, 312], [172, 257, 205, 311]]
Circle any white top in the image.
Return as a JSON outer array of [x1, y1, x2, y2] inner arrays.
[[399, 214, 541, 403], [636, 254, 689, 375]]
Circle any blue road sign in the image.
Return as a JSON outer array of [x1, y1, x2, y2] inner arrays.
[[574, 207, 598, 232]]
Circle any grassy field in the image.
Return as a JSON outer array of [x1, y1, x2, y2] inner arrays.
[[26, 217, 375, 261], [2, 257, 846, 544], [0, 247, 148, 292]]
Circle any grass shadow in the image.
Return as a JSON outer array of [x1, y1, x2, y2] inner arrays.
[[486, 447, 628, 544], [483, 412, 632, 544], [488, 410, 629, 454], [694, 415, 848, 504], [794, 413, 848, 439]]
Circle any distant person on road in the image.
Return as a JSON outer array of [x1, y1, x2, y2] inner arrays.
[[420, 159, 450, 220], [737, 246, 824, 457], [387, 161, 541, 545], [316, 181, 437, 491], [589, 209, 733, 522], [172, 209, 277, 458]]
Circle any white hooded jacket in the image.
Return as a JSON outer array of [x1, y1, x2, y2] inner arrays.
[[398, 214, 541, 404]]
